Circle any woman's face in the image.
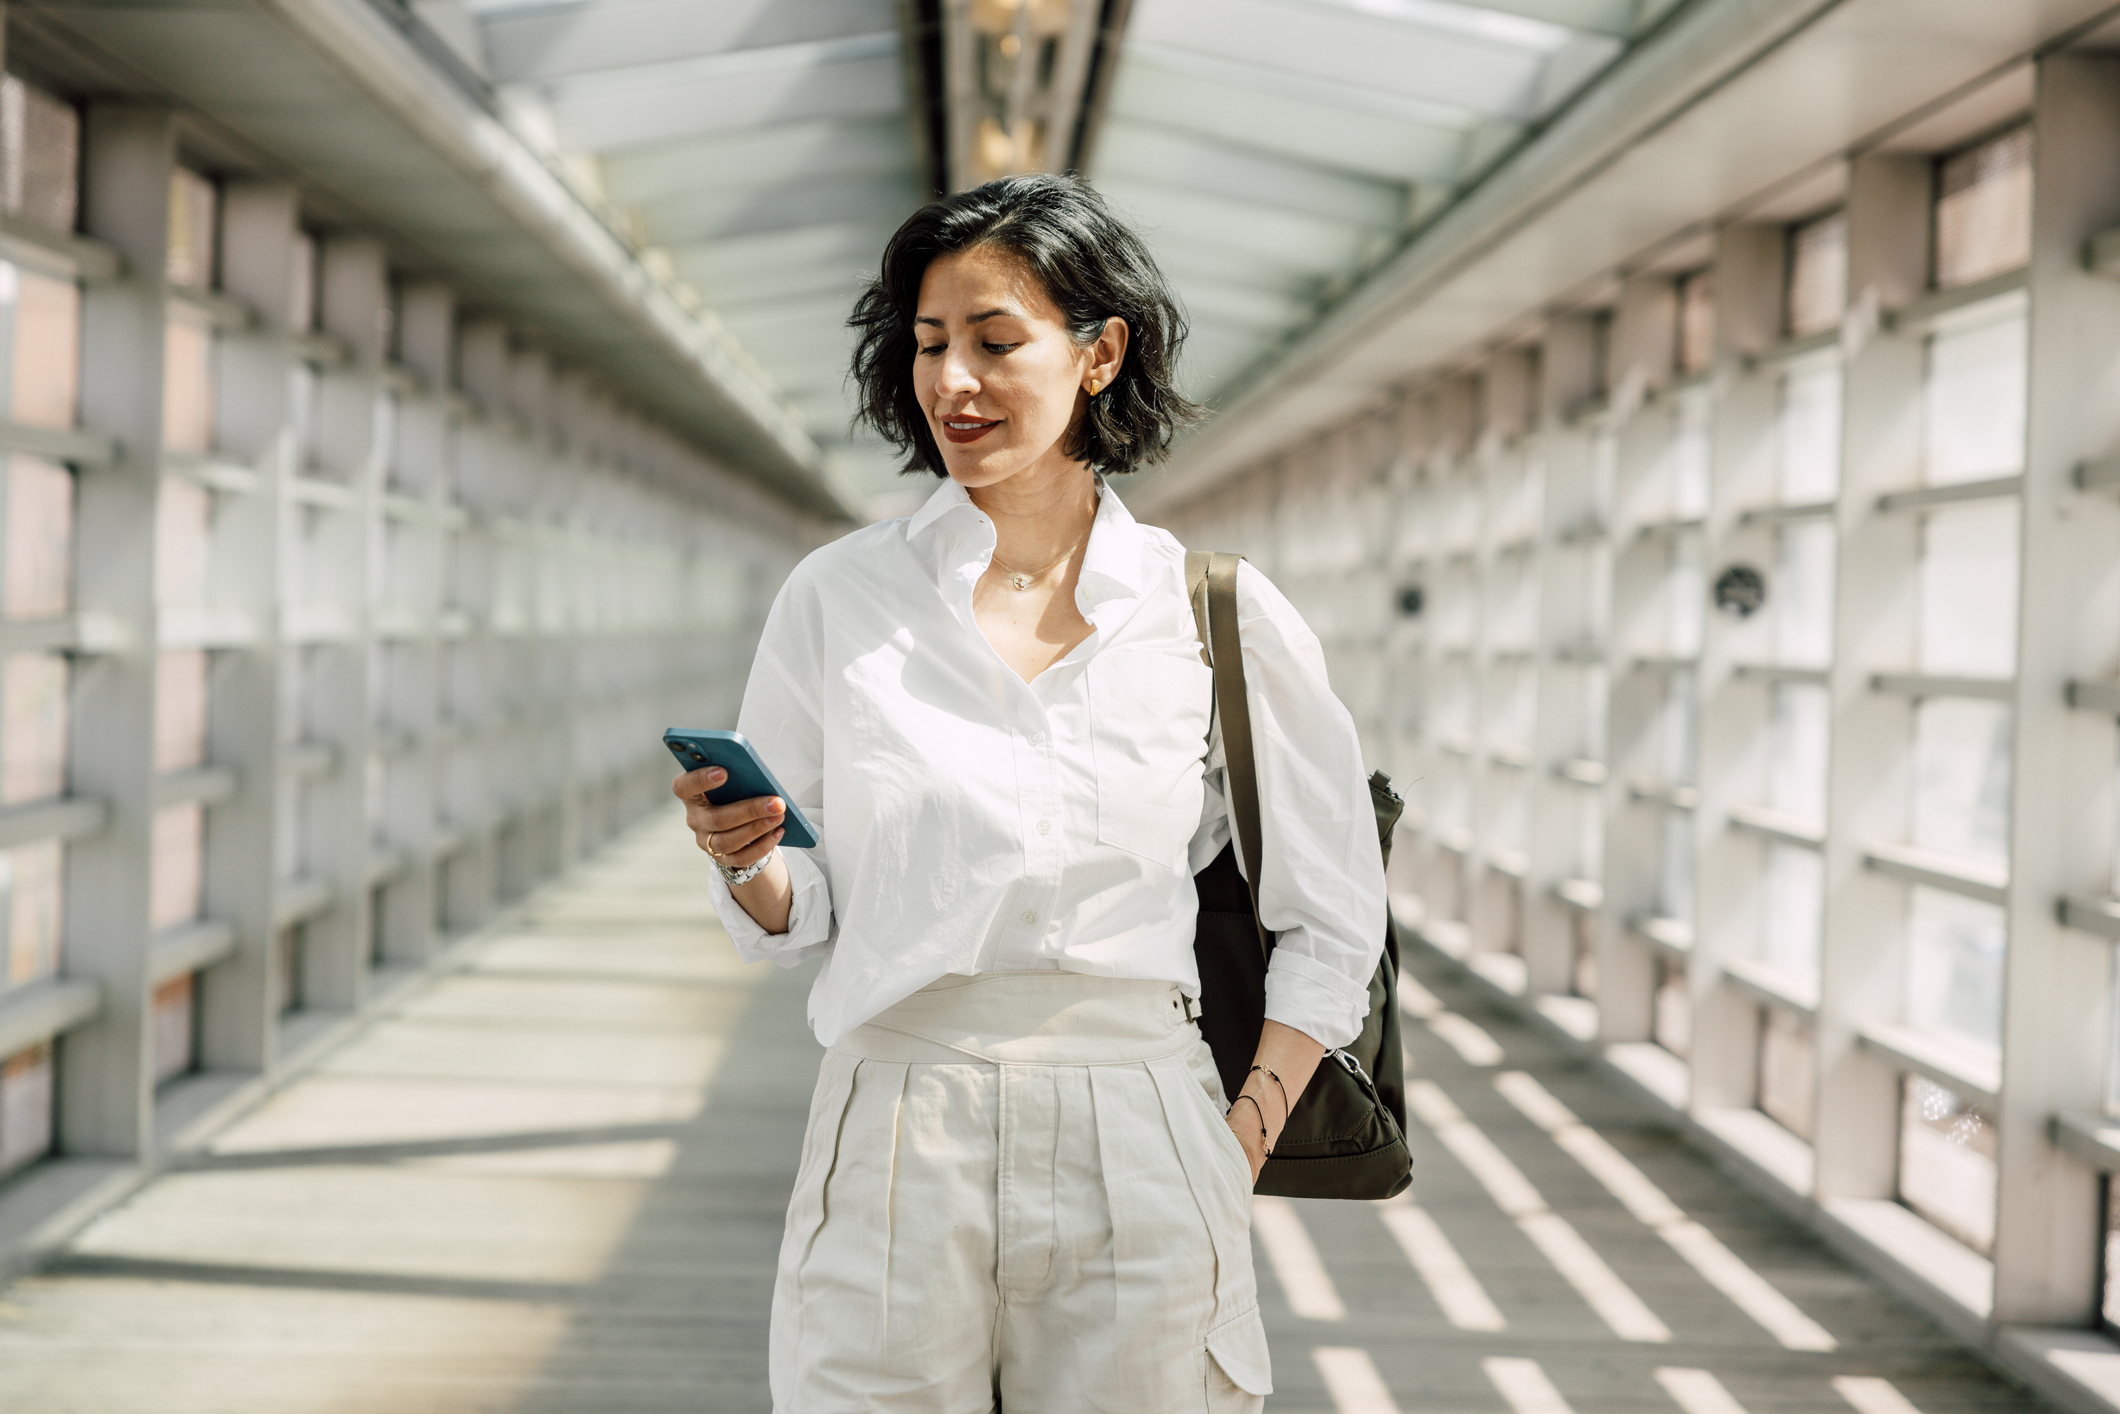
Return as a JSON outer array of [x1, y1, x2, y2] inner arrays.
[[912, 244, 1124, 491]]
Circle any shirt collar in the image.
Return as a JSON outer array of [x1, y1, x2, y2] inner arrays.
[[904, 475, 981, 543], [902, 474, 1150, 608]]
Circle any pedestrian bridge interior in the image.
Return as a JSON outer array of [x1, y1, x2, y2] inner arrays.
[[0, 0, 2114, 1411]]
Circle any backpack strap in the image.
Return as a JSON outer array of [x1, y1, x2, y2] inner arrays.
[[1186, 550, 1272, 964]]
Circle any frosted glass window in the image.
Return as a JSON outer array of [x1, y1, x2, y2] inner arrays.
[[1786, 212, 1847, 338], [1767, 684, 1829, 821], [150, 802, 204, 930], [2104, 1181, 2120, 1330], [161, 310, 215, 455], [289, 232, 316, 332], [1917, 501, 2018, 677], [1912, 699, 2010, 864], [3, 840, 61, 990], [152, 974, 194, 1085], [1935, 128, 2031, 289], [155, 650, 208, 774], [275, 925, 301, 1015], [1758, 1007, 1815, 1140], [7, 455, 72, 618], [1777, 359, 1842, 502], [1658, 811, 1694, 922], [1653, 956, 1690, 1057], [1906, 885, 2004, 1049], [1899, 1075, 1996, 1254], [9, 267, 79, 430], [1771, 521, 1836, 666], [1761, 844, 1822, 979], [0, 1041, 53, 1180], [1672, 390, 1711, 517], [1923, 312, 2026, 486], [0, 77, 80, 233], [166, 169, 216, 290], [3, 652, 66, 803], [157, 474, 211, 613], [1654, 672, 1697, 786], [1667, 536, 1704, 659], [1677, 270, 1715, 375]]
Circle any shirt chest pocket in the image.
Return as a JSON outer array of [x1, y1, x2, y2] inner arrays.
[[1087, 650, 1214, 868]]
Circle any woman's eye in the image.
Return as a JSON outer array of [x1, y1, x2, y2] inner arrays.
[[983, 342, 1020, 355], [918, 343, 945, 356]]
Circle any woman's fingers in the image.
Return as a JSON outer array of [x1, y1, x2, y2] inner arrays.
[[678, 782, 787, 862], [719, 826, 786, 870], [670, 764, 727, 800]]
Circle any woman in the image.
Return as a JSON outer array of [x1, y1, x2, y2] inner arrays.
[[675, 173, 1386, 1412]]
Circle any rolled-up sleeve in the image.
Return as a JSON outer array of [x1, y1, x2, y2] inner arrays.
[[704, 577, 836, 967], [1200, 561, 1387, 1050]]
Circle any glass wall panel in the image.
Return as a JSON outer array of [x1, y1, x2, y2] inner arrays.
[[1653, 954, 1690, 1057], [150, 975, 194, 1087], [1677, 272, 1715, 377], [0, 1042, 53, 1180], [1934, 127, 2032, 289], [1762, 844, 1823, 978], [1759, 1006, 1816, 1139], [8, 456, 73, 617], [1777, 356, 1842, 502], [1786, 213, 1848, 338], [1906, 885, 2005, 1049], [150, 802, 204, 932], [2104, 1176, 2119, 1331], [1899, 1075, 1997, 1255], [10, 269, 78, 431], [1911, 698, 2011, 864], [3, 653, 66, 804], [1917, 501, 2019, 678], [1923, 311, 2027, 485], [4, 841, 61, 989], [0, 77, 81, 233], [1771, 522, 1836, 666]]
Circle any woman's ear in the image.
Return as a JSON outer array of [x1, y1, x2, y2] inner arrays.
[[1085, 316, 1129, 395]]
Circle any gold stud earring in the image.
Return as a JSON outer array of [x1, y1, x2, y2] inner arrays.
[[1087, 380, 1100, 396]]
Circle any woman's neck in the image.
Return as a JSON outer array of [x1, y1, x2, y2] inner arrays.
[[967, 458, 1099, 569]]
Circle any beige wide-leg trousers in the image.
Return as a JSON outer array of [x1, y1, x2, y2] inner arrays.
[[770, 971, 1272, 1413]]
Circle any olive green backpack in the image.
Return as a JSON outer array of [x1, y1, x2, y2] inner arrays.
[[1185, 550, 1414, 1200]]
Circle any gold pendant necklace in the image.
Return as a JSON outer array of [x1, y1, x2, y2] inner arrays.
[[990, 539, 1085, 592]]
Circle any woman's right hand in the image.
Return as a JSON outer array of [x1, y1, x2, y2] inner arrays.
[[673, 766, 787, 869]]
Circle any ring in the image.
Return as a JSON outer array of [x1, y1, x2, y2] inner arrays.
[[704, 832, 725, 860]]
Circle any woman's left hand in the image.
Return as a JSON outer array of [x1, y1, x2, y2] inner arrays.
[[1225, 1018, 1328, 1186]]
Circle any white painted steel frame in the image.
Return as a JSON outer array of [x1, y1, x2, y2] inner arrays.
[[0, 97, 804, 1263], [1153, 47, 2120, 1414]]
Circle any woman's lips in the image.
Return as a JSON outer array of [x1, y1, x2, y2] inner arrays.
[[941, 416, 1001, 445]]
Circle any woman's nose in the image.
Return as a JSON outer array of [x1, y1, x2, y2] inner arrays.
[[934, 346, 978, 396]]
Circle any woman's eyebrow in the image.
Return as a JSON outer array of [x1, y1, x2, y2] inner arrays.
[[912, 308, 1018, 328]]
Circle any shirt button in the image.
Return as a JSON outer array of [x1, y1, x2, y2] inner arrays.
[[1036, 819, 1050, 835], [1021, 910, 1037, 926], [1029, 731, 1045, 746]]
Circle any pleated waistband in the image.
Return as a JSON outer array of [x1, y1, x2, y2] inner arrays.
[[834, 972, 1200, 1066]]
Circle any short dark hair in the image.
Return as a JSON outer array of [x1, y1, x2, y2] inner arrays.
[[849, 173, 1202, 478]]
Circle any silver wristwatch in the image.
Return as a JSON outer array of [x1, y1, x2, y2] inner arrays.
[[716, 850, 774, 887]]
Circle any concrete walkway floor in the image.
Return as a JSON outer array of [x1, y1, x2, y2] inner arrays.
[[0, 810, 2058, 1413]]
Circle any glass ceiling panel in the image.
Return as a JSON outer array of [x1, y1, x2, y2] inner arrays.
[[468, 0, 1645, 517]]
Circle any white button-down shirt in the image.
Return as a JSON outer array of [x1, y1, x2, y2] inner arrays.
[[706, 476, 1387, 1050]]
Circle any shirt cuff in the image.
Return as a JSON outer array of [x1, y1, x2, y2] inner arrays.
[[706, 847, 833, 967], [1263, 948, 1371, 1051]]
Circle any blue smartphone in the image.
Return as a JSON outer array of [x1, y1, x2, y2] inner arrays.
[[663, 729, 819, 850]]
